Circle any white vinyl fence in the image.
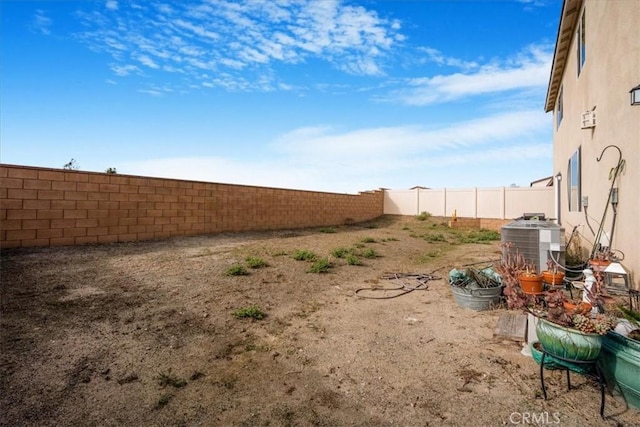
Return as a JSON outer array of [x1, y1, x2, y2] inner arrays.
[[384, 187, 554, 219]]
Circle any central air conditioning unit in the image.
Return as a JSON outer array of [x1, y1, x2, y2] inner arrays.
[[501, 219, 565, 274], [581, 110, 596, 129]]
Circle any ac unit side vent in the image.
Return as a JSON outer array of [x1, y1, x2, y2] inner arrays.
[[501, 221, 565, 274], [581, 110, 596, 129]]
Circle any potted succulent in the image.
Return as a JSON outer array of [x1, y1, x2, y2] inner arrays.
[[562, 300, 592, 315], [534, 290, 618, 361], [589, 248, 613, 270], [519, 267, 544, 295], [542, 259, 565, 287], [536, 310, 618, 362], [564, 228, 587, 279], [498, 239, 543, 296], [495, 243, 531, 310]]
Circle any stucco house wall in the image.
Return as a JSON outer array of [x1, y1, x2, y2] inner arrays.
[[546, 0, 640, 288]]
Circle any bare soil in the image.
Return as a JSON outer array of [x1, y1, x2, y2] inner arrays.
[[1, 215, 638, 427]]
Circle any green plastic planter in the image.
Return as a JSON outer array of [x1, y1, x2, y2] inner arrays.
[[536, 317, 603, 361], [599, 332, 640, 410]]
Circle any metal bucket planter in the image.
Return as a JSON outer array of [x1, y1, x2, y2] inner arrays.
[[599, 332, 640, 410], [450, 285, 502, 311], [536, 317, 603, 361], [449, 267, 502, 311]]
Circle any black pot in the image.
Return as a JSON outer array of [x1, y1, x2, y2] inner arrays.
[[565, 262, 588, 280]]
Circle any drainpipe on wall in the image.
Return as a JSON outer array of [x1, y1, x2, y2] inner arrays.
[[554, 172, 562, 225]]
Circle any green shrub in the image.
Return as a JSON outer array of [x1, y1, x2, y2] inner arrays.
[[416, 211, 432, 221], [308, 258, 332, 273], [345, 254, 362, 265], [425, 233, 445, 243], [360, 248, 378, 259], [245, 256, 269, 269], [226, 265, 249, 276], [319, 227, 336, 233], [331, 247, 352, 258], [292, 249, 317, 261], [233, 305, 266, 320], [361, 237, 377, 243], [460, 229, 501, 244]]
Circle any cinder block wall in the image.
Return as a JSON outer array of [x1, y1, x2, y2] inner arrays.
[[447, 218, 511, 231], [0, 164, 384, 248]]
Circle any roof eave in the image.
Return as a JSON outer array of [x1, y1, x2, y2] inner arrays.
[[545, 0, 583, 113]]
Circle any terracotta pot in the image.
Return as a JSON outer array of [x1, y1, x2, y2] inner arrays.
[[542, 270, 565, 286], [519, 273, 543, 294], [589, 259, 611, 269], [563, 301, 592, 314]]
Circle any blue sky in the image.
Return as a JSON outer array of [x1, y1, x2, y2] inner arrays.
[[1, 0, 561, 193]]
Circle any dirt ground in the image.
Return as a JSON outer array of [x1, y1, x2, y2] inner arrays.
[[1, 215, 638, 427]]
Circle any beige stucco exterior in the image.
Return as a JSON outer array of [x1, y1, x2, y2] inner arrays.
[[546, 0, 640, 289]]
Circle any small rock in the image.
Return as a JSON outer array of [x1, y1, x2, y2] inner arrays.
[[117, 372, 139, 385]]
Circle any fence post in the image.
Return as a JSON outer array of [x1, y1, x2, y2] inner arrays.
[[474, 187, 478, 219], [443, 188, 447, 217]]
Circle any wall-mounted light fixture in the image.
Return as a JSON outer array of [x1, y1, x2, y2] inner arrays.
[[631, 84, 640, 106]]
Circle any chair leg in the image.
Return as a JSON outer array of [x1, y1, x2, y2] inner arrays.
[[596, 365, 606, 419], [540, 352, 548, 400]]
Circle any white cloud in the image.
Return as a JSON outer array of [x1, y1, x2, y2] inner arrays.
[[517, 0, 551, 8], [386, 44, 553, 106], [32, 10, 52, 35], [75, 0, 404, 92], [135, 54, 160, 69], [110, 64, 141, 76], [272, 110, 549, 159], [417, 47, 478, 71], [121, 109, 551, 192], [173, 19, 220, 41], [138, 89, 163, 96]]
